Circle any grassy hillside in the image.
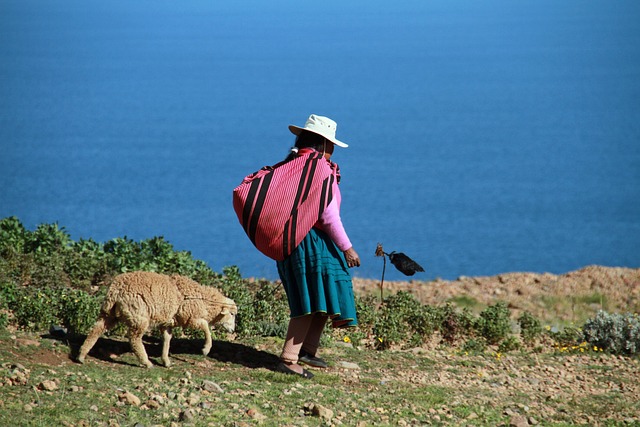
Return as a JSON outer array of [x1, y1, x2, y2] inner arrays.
[[1, 217, 639, 426]]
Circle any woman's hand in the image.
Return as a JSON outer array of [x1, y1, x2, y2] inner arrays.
[[343, 247, 361, 268]]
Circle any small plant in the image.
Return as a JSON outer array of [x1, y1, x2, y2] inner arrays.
[[59, 288, 103, 336], [25, 222, 73, 258], [549, 325, 583, 348], [582, 310, 640, 355], [9, 286, 62, 331], [374, 291, 436, 349], [518, 311, 543, 345], [438, 303, 475, 344], [251, 280, 289, 338], [0, 312, 8, 329], [0, 216, 27, 256], [475, 302, 512, 345], [498, 336, 521, 353], [461, 337, 487, 354], [0, 280, 18, 309], [354, 294, 377, 327]]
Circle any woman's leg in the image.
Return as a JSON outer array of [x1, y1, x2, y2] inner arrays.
[[301, 312, 328, 356], [280, 314, 314, 373]]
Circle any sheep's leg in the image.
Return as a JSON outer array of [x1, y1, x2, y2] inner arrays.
[[76, 315, 116, 364], [193, 319, 213, 356], [129, 321, 153, 368], [160, 326, 173, 368]]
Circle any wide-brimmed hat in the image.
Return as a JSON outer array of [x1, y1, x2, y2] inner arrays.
[[288, 114, 348, 148]]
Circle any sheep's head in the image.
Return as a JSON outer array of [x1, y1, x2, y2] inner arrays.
[[216, 297, 237, 333]]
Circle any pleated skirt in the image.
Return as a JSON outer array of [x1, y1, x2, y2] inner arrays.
[[276, 228, 358, 328]]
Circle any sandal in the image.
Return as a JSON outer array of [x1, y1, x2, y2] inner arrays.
[[276, 362, 314, 379], [298, 350, 328, 368]]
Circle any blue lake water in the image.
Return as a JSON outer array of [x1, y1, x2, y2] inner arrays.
[[1, 0, 639, 282]]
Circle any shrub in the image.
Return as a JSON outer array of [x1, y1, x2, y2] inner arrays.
[[0, 280, 18, 309], [354, 294, 377, 328], [475, 302, 512, 345], [0, 280, 15, 329], [374, 291, 438, 349], [461, 337, 487, 354], [582, 311, 640, 355], [9, 286, 63, 331], [103, 237, 152, 273], [64, 239, 109, 289], [438, 303, 476, 344], [59, 288, 103, 336], [251, 279, 289, 338], [498, 335, 521, 353], [518, 311, 543, 345], [25, 222, 73, 258], [0, 216, 27, 256], [549, 325, 583, 348], [0, 312, 8, 329]]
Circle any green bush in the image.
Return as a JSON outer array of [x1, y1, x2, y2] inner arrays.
[[25, 222, 73, 257], [374, 291, 438, 349], [0, 216, 27, 256], [251, 279, 289, 338], [7, 217, 599, 354], [582, 311, 640, 355], [9, 286, 63, 331], [63, 239, 110, 289], [59, 288, 103, 335], [498, 335, 521, 353], [0, 280, 18, 309], [475, 302, 512, 345], [354, 294, 377, 328], [518, 311, 543, 345], [0, 279, 15, 329], [438, 303, 476, 344], [461, 337, 487, 354]]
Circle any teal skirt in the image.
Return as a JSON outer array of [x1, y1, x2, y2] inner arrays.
[[277, 228, 358, 328]]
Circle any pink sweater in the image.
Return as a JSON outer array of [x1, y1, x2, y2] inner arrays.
[[315, 180, 352, 251]]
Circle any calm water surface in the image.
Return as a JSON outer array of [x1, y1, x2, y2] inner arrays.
[[1, 0, 639, 281]]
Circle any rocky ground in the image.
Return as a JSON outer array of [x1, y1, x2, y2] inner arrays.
[[3, 327, 640, 426], [1, 265, 639, 426], [352, 265, 640, 324]]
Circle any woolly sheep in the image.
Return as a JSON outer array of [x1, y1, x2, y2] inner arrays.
[[76, 271, 237, 368]]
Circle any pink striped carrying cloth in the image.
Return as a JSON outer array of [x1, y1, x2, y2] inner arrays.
[[233, 150, 339, 261]]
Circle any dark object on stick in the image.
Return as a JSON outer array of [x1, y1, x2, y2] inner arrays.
[[375, 243, 425, 303], [387, 251, 425, 276]]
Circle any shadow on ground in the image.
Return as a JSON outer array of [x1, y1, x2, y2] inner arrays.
[[54, 333, 280, 371]]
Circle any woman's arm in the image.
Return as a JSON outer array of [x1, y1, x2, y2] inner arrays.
[[315, 185, 361, 267]]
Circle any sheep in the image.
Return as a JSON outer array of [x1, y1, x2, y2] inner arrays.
[[76, 271, 237, 368]]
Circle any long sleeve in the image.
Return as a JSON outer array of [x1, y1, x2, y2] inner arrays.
[[315, 181, 352, 251]]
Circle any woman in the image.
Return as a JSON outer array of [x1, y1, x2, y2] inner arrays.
[[275, 114, 361, 379]]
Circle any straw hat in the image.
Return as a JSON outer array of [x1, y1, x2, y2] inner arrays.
[[288, 114, 348, 148]]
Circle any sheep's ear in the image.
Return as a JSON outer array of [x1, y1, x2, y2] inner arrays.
[[221, 307, 230, 315]]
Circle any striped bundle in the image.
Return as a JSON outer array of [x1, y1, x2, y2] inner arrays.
[[233, 150, 338, 261]]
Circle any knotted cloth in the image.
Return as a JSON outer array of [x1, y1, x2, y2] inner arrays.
[[233, 150, 339, 261]]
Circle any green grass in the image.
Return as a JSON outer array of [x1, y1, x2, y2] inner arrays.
[[447, 295, 482, 311]]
